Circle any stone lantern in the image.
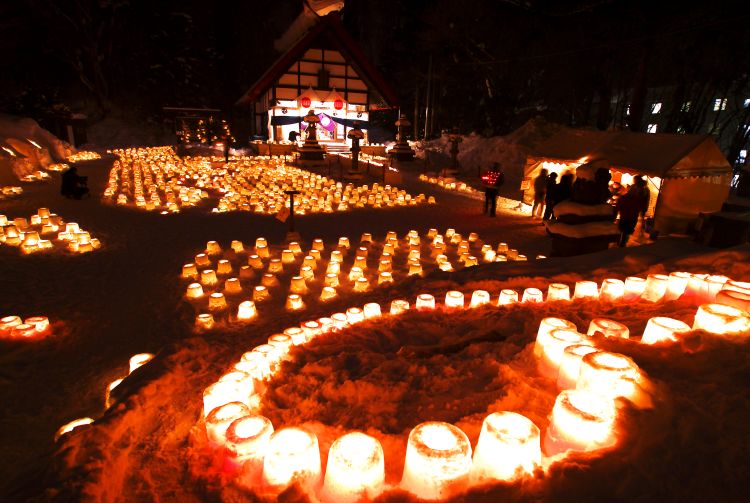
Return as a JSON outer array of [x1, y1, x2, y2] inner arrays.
[[298, 109, 325, 161], [390, 114, 415, 162]]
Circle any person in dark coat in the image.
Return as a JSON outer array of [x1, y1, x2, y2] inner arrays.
[[288, 130, 299, 142], [483, 167, 505, 217], [542, 172, 558, 220], [556, 172, 574, 204], [61, 166, 89, 199], [532, 168, 549, 218], [616, 186, 642, 247], [223, 135, 232, 163]]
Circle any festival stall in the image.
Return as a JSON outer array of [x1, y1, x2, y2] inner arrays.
[[523, 129, 732, 234]]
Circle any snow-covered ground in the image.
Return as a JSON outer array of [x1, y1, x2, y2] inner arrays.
[[0, 148, 748, 502]]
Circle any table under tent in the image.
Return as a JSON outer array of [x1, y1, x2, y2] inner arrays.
[[523, 129, 733, 235]]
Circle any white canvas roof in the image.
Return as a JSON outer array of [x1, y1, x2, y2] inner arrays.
[[529, 128, 731, 178]]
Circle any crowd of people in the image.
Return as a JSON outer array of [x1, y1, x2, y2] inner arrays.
[[532, 166, 651, 247]]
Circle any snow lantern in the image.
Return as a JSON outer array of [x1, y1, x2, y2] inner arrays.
[[128, 353, 154, 374], [54, 417, 94, 442], [364, 303, 382, 319], [390, 299, 410, 315], [225, 278, 243, 295], [354, 277, 370, 292], [182, 263, 199, 280], [284, 327, 307, 346], [642, 274, 670, 302], [203, 381, 249, 418], [576, 351, 644, 404], [400, 421, 473, 500], [471, 412, 541, 482], [624, 276, 647, 300], [599, 279, 625, 302], [470, 290, 491, 307], [206, 240, 222, 256], [253, 285, 270, 302], [209, 292, 228, 311], [547, 283, 571, 301], [268, 259, 284, 274], [290, 276, 308, 295], [186, 282, 204, 299], [346, 307, 365, 324], [321, 432, 385, 503], [573, 281, 599, 299], [281, 249, 296, 264], [544, 390, 616, 456], [716, 289, 750, 314], [498, 289, 519, 305], [237, 301, 258, 321], [641, 316, 691, 344], [24, 316, 49, 335], [693, 303, 750, 335], [587, 318, 629, 339], [205, 401, 251, 446], [557, 344, 599, 390], [537, 328, 587, 379], [522, 288, 544, 303], [666, 271, 691, 300], [227, 414, 274, 485], [444, 291, 465, 309], [416, 294, 436, 310], [11, 324, 37, 338], [195, 313, 215, 331], [262, 427, 322, 491]]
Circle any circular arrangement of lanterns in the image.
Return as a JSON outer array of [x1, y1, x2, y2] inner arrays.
[[0, 209, 101, 254], [194, 269, 748, 500], [182, 229, 528, 329], [104, 147, 428, 214]]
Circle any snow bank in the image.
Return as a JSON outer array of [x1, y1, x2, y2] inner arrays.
[[0, 114, 75, 183]]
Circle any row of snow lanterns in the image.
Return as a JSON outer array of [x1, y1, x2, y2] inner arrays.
[[0, 209, 100, 254], [66, 151, 101, 163], [183, 231, 527, 329], [418, 174, 476, 193], [0, 315, 51, 340], [197, 270, 749, 500], [54, 352, 155, 442], [209, 157, 428, 214]]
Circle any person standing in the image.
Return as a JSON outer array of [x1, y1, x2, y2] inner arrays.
[[615, 186, 642, 247], [483, 168, 505, 217], [542, 172, 558, 220], [532, 168, 549, 218], [223, 134, 232, 163]]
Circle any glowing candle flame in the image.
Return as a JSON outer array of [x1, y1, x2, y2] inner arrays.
[[400, 421, 472, 500]]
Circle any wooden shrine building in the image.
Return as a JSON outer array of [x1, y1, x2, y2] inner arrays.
[[236, 9, 399, 145]]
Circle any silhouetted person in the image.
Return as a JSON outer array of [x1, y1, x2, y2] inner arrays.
[[223, 135, 232, 163], [61, 166, 89, 199], [616, 186, 642, 247], [542, 172, 558, 220], [288, 130, 299, 142], [556, 172, 574, 204], [483, 166, 505, 217], [532, 168, 549, 218]]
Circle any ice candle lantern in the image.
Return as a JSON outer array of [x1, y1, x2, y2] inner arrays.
[[400, 421, 473, 500], [472, 412, 541, 482], [321, 432, 385, 503], [262, 428, 322, 491], [544, 389, 616, 456]]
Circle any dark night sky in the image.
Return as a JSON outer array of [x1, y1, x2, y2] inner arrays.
[[1, 0, 749, 139]]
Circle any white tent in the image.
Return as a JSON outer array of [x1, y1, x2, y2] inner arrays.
[[524, 129, 732, 233]]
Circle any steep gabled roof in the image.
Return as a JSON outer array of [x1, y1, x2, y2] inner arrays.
[[236, 12, 399, 108]]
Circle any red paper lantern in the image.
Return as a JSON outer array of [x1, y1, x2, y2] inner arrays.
[[300, 96, 311, 108], [334, 99, 344, 110]]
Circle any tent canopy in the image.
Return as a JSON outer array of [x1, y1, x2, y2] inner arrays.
[[528, 129, 731, 179]]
